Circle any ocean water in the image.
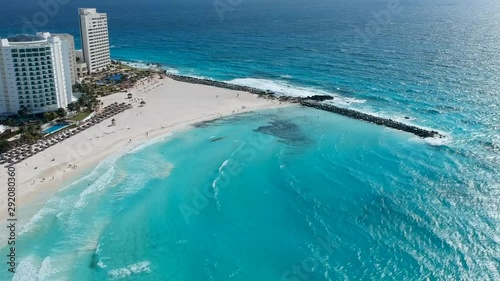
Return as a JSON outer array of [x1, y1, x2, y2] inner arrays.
[[1, 0, 499, 280], [6, 107, 499, 280]]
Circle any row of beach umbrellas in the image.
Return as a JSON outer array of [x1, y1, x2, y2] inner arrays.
[[0, 102, 133, 166]]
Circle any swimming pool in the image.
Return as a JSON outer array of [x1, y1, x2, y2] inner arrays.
[[98, 74, 123, 84], [43, 123, 70, 134]]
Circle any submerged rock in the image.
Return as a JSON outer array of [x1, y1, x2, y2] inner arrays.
[[254, 120, 312, 146], [304, 95, 334, 101]]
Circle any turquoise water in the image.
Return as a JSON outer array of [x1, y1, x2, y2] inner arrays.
[[43, 123, 70, 134], [5, 107, 499, 280], [99, 74, 123, 85], [1, 0, 499, 280]]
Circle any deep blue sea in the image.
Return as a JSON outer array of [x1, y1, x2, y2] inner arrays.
[[1, 0, 499, 280]]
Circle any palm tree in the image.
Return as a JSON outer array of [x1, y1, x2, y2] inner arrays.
[[43, 112, 56, 122], [19, 124, 43, 144], [57, 108, 67, 118], [0, 140, 11, 153], [67, 102, 80, 112], [18, 106, 29, 117]]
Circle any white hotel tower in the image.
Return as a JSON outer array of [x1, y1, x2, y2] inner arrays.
[[0, 33, 73, 116], [79, 8, 111, 74]]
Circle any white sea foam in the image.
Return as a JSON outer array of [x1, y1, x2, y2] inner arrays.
[[120, 60, 160, 70], [37, 256, 67, 281], [119, 60, 183, 75], [213, 159, 230, 187], [108, 261, 151, 280], [211, 144, 243, 209], [407, 131, 451, 146], [424, 135, 452, 146], [13, 256, 39, 281], [74, 166, 115, 209], [114, 155, 173, 199], [21, 128, 174, 239], [59, 153, 119, 192], [98, 259, 108, 269], [227, 78, 366, 106], [188, 73, 211, 80], [127, 132, 173, 154], [211, 159, 230, 210], [164, 67, 180, 75], [18, 197, 61, 236], [228, 78, 322, 97]]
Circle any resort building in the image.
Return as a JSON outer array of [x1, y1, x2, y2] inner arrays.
[[75, 50, 88, 78], [0, 33, 73, 116], [52, 33, 77, 85], [78, 8, 111, 74]]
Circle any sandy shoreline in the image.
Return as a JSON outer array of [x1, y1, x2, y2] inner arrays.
[[0, 76, 286, 241]]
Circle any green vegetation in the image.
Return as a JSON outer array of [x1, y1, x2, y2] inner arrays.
[[0, 61, 164, 155], [0, 106, 68, 153], [67, 94, 100, 113], [72, 61, 165, 97], [70, 111, 92, 122], [18, 124, 43, 144]]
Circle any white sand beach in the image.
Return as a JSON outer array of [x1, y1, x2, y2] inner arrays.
[[0, 76, 284, 229]]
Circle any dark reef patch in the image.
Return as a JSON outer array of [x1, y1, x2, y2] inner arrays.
[[254, 120, 312, 146]]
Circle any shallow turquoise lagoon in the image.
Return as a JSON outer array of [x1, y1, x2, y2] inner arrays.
[[5, 106, 499, 280]]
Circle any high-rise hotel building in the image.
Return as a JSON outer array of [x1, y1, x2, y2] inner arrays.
[[0, 33, 73, 116], [52, 33, 78, 85], [79, 8, 111, 74]]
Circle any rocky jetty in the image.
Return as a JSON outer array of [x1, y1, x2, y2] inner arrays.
[[165, 73, 269, 95], [299, 100, 443, 138], [165, 73, 443, 139], [303, 95, 334, 101]]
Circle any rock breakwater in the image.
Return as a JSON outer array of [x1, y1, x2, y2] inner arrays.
[[165, 73, 443, 139]]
